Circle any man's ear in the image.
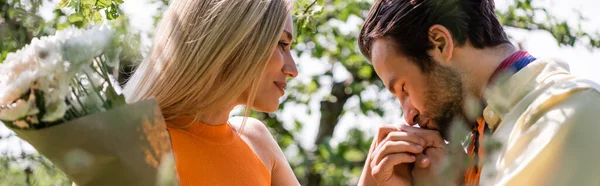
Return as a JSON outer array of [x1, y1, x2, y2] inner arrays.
[[427, 24, 454, 66]]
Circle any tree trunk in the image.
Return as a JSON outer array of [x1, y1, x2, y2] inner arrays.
[[304, 81, 352, 186]]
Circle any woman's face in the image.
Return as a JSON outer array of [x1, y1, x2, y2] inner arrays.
[[243, 14, 298, 112]]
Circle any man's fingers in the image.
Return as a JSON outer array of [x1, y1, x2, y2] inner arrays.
[[372, 140, 424, 167], [371, 153, 416, 181], [399, 124, 445, 148]]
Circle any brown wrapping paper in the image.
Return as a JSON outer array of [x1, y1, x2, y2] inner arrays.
[[7, 99, 179, 186]]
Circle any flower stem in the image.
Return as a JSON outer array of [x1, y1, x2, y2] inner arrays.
[[83, 71, 108, 107], [64, 99, 80, 119], [92, 57, 105, 78], [70, 84, 88, 115], [97, 55, 116, 91]]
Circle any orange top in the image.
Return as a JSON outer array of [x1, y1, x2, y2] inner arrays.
[[167, 119, 270, 186]]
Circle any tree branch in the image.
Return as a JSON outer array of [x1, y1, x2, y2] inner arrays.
[[302, 0, 318, 16]]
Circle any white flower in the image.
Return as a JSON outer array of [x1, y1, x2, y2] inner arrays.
[[61, 26, 116, 69], [0, 69, 37, 106], [104, 46, 122, 68], [0, 25, 119, 124], [0, 45, 42, 106], [0, 95, 39, 121], [41, 101, 68, 122]]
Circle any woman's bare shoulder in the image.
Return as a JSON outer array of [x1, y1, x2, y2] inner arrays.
[[228, 117, 272, 140], [229, 116, 299, 185], [228, 117, 277, 164]]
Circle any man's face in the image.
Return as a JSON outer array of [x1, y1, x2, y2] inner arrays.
[[371, 39, 465, 139]]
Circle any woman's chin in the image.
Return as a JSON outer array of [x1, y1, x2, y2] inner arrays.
[[253, 107, 277, 113], [251, 101, 279, 113]]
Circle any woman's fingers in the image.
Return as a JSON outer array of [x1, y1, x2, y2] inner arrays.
[[382, 131, 426, 146], [371, 152, 416, 183], [371, 131, 426, 167], [399, 124, 445, 148], [415, 153, 430, 168]]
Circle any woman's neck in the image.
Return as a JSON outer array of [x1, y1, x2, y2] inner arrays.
[[196, 105, 236, 125]]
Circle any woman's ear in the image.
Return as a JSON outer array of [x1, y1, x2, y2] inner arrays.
[[427, 24, 454, 66]]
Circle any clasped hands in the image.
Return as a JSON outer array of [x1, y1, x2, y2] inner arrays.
[[361, 124, 463, 186]]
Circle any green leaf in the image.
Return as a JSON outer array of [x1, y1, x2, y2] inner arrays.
[[56, 22, 72, 30], [68, 13, 85, 23], [318, 144, 331, 159], [357, 65, 372, 79], [96, 0, 112, 7], [281, 135, 294, 147], [343, 149, 365, 162], [105, 3, 121, 20], [350, 82, 363, 94], [294, 120, 303, 131], [1, 51, 8, 62], [93, 11, 103, 23], [305, 80, 319, 93], [7, 8, 15, 19], [106, 85, 126, 108], [81, 0, 95, 6], [58, 0, 71, 8]]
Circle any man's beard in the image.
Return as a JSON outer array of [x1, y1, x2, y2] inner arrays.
[[418, 61, 466, 140]]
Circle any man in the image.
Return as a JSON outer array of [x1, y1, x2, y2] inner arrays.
[[356, 0, 600, 185]]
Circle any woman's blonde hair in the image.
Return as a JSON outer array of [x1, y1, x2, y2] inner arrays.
[[124, 0, 291, 125]]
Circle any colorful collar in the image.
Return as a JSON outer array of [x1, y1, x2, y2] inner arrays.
[[488, 50, 537, 84]]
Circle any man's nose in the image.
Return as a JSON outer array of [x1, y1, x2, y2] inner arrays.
[[400, 98, 419, 126]]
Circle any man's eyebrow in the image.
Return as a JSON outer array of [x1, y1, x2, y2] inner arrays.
[[387, 77, 397, 94]]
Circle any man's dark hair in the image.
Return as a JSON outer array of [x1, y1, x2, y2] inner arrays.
[[358, 0, 509, 72]]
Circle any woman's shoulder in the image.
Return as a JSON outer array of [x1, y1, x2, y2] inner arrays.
[[228, 116, 272, 139], [229, 116, 299, 185], [228, 116, 278, 164]]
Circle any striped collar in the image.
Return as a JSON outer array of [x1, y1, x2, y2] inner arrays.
[[488, 50, 537, 84]]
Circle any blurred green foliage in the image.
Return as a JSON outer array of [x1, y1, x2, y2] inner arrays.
[[497, 0, 600, 49], [1, 0, 599, 185], [0, 150, 70, 186]]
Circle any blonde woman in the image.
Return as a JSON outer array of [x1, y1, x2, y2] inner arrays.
[[124, 0, 299, 185]]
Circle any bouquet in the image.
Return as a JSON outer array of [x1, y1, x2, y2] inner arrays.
[[0, 26, 123, 128], [0, 26, 178, 186]]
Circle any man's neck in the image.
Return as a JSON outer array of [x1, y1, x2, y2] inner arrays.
[[457, 43, 517, 99]]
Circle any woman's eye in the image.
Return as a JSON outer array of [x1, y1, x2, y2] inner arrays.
[[278, 41, 290, 51]]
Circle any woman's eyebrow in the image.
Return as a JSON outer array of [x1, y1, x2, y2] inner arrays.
[[283, 30, 293, 41]]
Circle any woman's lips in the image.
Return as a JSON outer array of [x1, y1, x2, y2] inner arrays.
[[274, 81, 286, 95]]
